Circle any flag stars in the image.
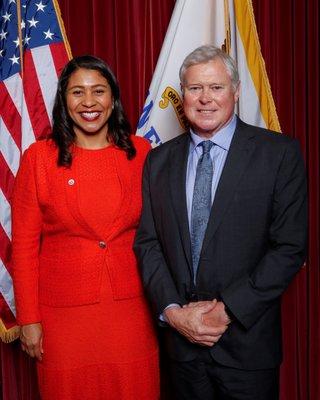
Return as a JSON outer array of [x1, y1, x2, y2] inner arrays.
[[9, 54, 19, 65], [2, 12, 12, 22], [35, 1, 47, 12], [44, 28, 54, 40], [28, 17, 39, 28], [0, 30, 8, 40], [21, 20, 26, 29], [0, 49, 4, 57], [13, 37, 20, 47], [9, 0, 16, 3], [24, 35, 31, 45]]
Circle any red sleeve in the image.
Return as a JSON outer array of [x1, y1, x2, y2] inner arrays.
[[12, 146, 43, 325], [131, 134, 152, 160]]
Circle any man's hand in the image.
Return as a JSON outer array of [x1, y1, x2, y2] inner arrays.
[[182, 300, 231, 344], [164, 300, 228, 346], [184, 300, 231, 326], [202, 301, 231, 327], [20, 323, 43, 361]]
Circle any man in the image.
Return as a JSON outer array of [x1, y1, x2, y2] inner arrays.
[[134, 45, 307, 399]]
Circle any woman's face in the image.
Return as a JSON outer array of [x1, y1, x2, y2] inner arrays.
[[66, 68, 113, 142]]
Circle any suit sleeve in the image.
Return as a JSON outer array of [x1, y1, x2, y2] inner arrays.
[[221, 139, 308, 330], [134, 153, 183, 317], [11, 147, 42, 325]]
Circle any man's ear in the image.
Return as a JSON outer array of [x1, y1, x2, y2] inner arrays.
[[180, 83, 185, 98], [234, 81, 241, 102]]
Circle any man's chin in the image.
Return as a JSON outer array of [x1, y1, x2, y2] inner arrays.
[[192, 124, 220, 138]]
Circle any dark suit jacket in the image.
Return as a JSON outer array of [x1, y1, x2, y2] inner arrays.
[[134, 117, 307, 370]]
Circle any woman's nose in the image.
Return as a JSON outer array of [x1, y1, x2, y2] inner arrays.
[[82, 92, 96, 106]]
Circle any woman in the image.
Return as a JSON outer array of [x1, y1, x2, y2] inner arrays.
[[11, 56, 159, 400]]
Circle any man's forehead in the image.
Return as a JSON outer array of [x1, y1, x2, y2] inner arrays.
[[184, 68, 231, 85]]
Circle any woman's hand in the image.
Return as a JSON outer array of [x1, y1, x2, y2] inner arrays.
[[20, 323, 43, 361]]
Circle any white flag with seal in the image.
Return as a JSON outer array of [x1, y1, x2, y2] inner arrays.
[[136, 0, 280, 146]]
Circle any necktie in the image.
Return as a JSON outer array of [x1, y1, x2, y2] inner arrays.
[[190, 140, 214, 282]]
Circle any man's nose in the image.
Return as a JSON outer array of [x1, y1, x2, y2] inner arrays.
[[199, 87, 213, 103]]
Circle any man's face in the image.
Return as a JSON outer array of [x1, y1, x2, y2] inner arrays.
[[182, 59, 240, 138]]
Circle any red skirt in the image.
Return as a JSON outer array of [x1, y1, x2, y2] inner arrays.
[[37, 268, 159, 400]]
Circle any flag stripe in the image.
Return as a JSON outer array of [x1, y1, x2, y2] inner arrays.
[[30, 45, 58, 125], [0, 117, 21, 176], [0, 224, 11, 266], [3, 73, 23, 117], [0, 82, 22, 149], [0, 154, 16, 203], [22, 49, 53, 139], [0, 259, 16, 315], [50, 42, 71, 77], [21, 95, 37, 152], [0, 189, 12, 241], [3, 73, 36, 152]]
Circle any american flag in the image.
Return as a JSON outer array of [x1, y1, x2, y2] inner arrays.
[[0, 0, 71, 342]]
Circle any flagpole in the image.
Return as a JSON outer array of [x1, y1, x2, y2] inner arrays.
[[16, 0, 24, 76], [52, 0, 72, 59]]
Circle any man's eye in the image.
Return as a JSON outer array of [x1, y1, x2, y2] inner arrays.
[[95, 89, 105, 94], [72, 90, 82, 95], [189, 86, 201, 91], [212, 85, 223, 90]]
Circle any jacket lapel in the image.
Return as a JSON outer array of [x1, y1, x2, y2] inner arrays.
[[63, 148, 132, 241], [169, 134, 193, 271], [63, 166, 101, 239], [201, 120, 256, 254], [105, 148, 133, 241]]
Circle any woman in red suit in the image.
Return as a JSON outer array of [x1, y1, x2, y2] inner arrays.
[[11, 56, 159, 400]]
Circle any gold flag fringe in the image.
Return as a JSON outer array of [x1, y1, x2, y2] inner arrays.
[[0, 319, 20, 343]]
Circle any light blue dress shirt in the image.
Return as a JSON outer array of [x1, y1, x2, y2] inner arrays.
[[161, 115, 237, 320], [186, 114, 237, 229]]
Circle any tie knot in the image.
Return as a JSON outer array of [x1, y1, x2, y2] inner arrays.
[[200, 140, 214, 154]]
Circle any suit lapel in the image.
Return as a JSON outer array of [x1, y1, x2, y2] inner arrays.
[[202, 120, 256, 253], [169, 134, 193, 270]]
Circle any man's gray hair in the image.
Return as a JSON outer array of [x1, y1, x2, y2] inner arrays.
[[179, 45, 240, 91]]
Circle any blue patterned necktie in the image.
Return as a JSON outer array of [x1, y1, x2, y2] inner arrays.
[[190, 140, 214, 282]]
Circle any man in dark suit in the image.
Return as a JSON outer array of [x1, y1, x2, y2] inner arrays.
[[134, 45, 307, 399]]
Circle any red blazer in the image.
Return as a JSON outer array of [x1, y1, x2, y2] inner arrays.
[[12, 136, 150, 325]]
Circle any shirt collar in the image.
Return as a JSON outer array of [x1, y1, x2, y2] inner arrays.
[[189, 114, 237, 152]]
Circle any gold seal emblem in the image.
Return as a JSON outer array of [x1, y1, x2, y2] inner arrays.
[[159, 87, 188, 130]]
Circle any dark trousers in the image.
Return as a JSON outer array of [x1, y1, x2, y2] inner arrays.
[[167, 349, 279, 400]]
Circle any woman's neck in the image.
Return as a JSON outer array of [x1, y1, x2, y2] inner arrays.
[[74, 131, 110, 149]]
